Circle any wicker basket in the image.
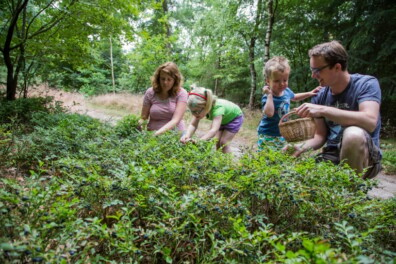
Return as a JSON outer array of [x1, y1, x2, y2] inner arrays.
[[279, 111, 316, 142]]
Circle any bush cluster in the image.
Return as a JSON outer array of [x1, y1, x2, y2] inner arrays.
[[0, 99, 395, 263]]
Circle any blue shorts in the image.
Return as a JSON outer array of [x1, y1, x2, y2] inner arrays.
[[219, 115, 244, 134], [257, 134, 286, 151]]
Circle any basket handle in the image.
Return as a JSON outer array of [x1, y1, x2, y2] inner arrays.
[[279, 110, 298, 126]]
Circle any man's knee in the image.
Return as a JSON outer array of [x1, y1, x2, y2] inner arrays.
[[342, 126, 366, 148]]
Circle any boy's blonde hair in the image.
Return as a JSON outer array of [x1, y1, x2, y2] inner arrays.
[[187, 85, 217, 114], [263, 56, 290, 80]]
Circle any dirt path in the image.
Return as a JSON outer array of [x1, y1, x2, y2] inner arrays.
[[33, 87, 396, 200]]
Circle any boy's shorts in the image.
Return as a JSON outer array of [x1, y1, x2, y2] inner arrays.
[[316, 130, 382, 179], [257, 134, 286, 151], [220, 115, 244, 134]]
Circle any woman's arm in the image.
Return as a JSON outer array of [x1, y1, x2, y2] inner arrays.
[[155, 101, 187, 135], [138, 104, 150, 129], [200, 115, 222, 140]]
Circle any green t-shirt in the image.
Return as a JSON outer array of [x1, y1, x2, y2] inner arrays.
[[206, 99, 242, 125]]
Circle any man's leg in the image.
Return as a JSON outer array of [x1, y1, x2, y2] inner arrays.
[[340, 126, 369, 175], [340, 126, 382, 178]]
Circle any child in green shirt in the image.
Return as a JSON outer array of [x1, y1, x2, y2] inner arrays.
[[180, 86, 244, 153]]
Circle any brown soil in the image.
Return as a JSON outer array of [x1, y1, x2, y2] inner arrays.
[[30, 86, 396, 200]]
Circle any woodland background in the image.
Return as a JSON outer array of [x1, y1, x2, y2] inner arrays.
[[1, 1, 396, 262], [1, 0, 395, 104]]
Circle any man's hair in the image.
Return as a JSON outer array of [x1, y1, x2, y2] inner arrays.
[[263, 56, 290, 80], [309, 40, 348, 71]]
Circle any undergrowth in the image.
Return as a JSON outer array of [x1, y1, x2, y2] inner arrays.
[[0, 98, 395, 263]]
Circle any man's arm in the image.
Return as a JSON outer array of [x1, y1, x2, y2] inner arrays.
[[295, 100, 379, 133], [290, 117, 327, 157]]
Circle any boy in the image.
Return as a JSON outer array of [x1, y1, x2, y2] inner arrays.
[[257, 56, 320, 150]]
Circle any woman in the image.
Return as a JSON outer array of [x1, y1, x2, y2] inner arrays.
[[139, 62, 188, 135]]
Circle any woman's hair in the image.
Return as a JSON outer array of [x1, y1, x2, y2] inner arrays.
[[151, 62, 184, 97], [308, 40, 348, 71], [263, 56, 290, 80], [187, 85, 217, 114]]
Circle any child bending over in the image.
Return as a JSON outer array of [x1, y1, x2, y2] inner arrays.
[[181, 86, 244, 153]]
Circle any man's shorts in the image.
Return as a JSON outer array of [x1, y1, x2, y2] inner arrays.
[[257, 134, 286, 151], [316, 130, 382, 179]]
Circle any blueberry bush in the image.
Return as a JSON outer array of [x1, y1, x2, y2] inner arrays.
[[0, 100, 395, 263]]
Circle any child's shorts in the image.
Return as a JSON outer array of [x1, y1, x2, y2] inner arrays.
[[220, 115, 244, 133], [257, 134, 285, 151]]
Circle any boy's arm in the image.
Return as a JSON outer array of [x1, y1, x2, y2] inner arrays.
[[262, 86, 275, 117], [292, 86, 322, 102]]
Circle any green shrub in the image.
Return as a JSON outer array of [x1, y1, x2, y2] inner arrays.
[[114, 114, 141, 137], [1, 111, 395, 263], [381, 96, 396, 138], [381, 140, 396, 174]]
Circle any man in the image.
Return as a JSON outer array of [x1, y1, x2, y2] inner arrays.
[[287, 40, 382, 179]]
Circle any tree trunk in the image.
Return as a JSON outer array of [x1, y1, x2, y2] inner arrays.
[[248, 37, 257, 109], [263, 0, 276, 63], [110, 36, 116, 94], [162, 0, 172, 52], [2, 0, 29, 100], [214, 55, 221, 95]]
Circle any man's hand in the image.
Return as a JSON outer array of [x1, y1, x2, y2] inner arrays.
[[295, 103, 326, 118], [282, 144, 305, 157]]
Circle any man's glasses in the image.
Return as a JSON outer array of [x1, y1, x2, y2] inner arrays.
[[310, 64, 330, 75]]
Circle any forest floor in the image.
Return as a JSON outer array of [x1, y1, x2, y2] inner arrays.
[[30, 86, 396, 200]]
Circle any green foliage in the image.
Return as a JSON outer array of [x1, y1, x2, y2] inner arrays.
[[0, 110, 395, 263], [0, 97, 62, 126], [381, 96, 396, 138], [381, 140, 396, 175], [114, 114, 141, 137]]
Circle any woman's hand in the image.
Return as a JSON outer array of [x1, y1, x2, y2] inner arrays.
[[137, 119, 147, 131]]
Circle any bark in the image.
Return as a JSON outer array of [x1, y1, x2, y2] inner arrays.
[[263, 0, 276, 63], [162, 0, 172, 52], [110, 36, 116, 94], [248, 37, 257, 109], [1, 0, 77, 100], [2, 0, 30, 100]]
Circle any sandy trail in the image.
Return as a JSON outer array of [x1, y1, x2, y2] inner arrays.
[[32, 87, 396, 200]]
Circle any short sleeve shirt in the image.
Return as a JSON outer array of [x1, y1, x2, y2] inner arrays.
[[206, 99, 242, 125], [311, 74, 381, 148], [257, 88, 295, 136], [143, 87, 188, 131]]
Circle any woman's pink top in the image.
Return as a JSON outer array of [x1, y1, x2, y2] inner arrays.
[[143, 87, 188, 131]]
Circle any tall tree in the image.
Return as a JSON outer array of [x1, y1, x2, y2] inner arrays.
[[0, 0, 78, 100], [263, 0, 278, 63]]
